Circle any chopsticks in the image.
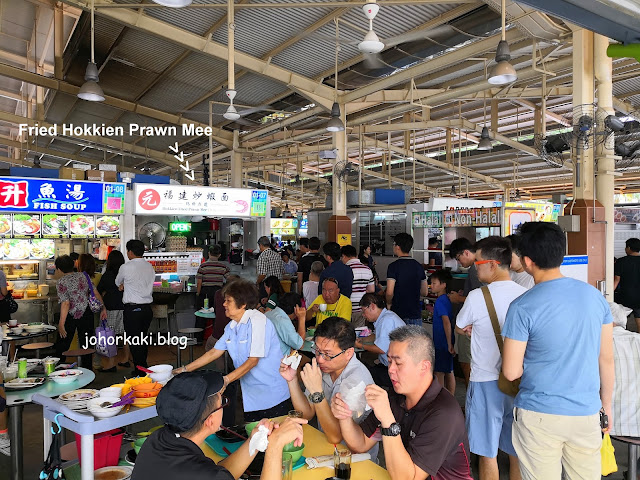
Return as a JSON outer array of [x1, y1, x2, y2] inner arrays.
[[219, 425, 247, 441]]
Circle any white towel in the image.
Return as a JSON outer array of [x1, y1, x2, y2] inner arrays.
[[304, 453, 371, 469], [248, 425, 269, 456]]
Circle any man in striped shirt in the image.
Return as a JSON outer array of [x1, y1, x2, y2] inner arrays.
[[341, 245, 374, 328], [196, 245, 230, 308]]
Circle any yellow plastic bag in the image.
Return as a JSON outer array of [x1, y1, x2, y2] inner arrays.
[[601, 433, 618, 476]]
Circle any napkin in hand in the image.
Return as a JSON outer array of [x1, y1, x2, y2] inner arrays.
[[305, 453, 371, 469], [248, 425, 269, 456], [282, 351, 302, 370]]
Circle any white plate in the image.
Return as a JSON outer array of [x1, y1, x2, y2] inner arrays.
[[59, 389, 98, 402], [5, 377, 46, 389]]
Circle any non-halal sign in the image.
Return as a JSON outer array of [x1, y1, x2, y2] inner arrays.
[[0, 177, 125, 214]]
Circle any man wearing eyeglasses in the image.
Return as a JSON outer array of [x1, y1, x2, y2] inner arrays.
[[133, 370, 307, 480], [454, 237, 526, 480], [279, 317, 379, 460]]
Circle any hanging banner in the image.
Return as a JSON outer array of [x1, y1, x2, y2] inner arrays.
[[134, 184, 268, 218], [0, 177, 125, 214]]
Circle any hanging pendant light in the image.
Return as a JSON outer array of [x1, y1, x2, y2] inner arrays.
[[477, 127, 493, 150], [326, 22, 345, 132], [488, 0, 517, 85], [78, 0, 104, 102], [326, 102, 345, 132]]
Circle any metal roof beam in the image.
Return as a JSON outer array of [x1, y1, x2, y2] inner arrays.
[[61, 0, 336, 102], [0, 63, 233, 148]]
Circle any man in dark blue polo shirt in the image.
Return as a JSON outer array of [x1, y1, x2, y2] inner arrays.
[[318, 242, 354, 299], [385, 233, 428, 326]]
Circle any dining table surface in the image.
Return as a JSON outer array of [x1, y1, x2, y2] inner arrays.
[[202, 422, 390, 480]]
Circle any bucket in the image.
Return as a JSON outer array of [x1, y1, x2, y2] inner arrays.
[[75, 428, 124, 469]]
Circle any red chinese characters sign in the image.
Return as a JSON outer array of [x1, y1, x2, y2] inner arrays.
[[0, 180, 28, 209]]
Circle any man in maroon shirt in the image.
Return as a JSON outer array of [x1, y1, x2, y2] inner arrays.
[[332, 325, 472, 480]]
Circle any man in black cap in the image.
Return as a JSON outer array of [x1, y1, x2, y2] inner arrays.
[[132, 371, 306, 480]]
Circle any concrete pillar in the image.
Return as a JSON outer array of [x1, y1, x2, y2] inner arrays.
[[230, 131, 242, 188], [564, 29, 605, 288], [329, 104, 350, 243], [595, 33, 615, 299]]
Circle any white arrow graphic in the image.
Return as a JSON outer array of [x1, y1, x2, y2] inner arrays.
[[180, 160, 190, 171], [185, 170, 195, 181], [174, 152, 185, 163], [169, 142, 179, 153]]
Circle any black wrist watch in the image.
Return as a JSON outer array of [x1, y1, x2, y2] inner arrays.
[[308, 391, 325, 404], [381, 422, 401, 436]]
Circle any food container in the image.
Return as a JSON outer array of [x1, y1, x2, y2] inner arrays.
[[38, 284, 50, 296], [26, 289, 38, 297], [12, 290, 24, 299], [48, 369, 84, 384], [10, 326, 24, 335], [8, 319, 18, 327], [100, 387, 122, 398], [25, 324, 45, 334], [147, 364, 172, 383], [132, 383, 162, 398], [3, 365, 18, 381], [87, 397, 124, 419]]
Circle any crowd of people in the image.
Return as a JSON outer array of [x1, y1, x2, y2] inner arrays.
[[2, 222, 631, 480]]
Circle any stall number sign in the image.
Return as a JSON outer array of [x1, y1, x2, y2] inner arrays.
[[134, 184, 268, 218], [169, 222, 191, 233], [0, 177, 125, 214]]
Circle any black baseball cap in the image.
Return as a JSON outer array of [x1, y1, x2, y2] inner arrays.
[[156, 371, 225, 432]]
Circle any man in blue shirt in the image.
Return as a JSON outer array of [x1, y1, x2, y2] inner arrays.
[[385, 233, 428, 326], [318, 242, 354, 299], [502, 222, 614, 480], [265, 292, 305, 356]]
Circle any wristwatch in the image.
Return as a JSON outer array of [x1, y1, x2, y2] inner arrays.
[[381, 422, 401, 437], [308, 391, 325, 404]]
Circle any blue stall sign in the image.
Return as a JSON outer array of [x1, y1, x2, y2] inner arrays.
[[0, 177, 125, 214]]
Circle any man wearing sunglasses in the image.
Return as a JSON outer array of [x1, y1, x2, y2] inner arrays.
[[133, 371, 306, 480], [279, 317, 379, 460]]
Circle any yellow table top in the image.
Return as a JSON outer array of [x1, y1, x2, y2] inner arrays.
[[201, 423, 390, 480]]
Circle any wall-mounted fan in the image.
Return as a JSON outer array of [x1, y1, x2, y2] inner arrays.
[[333, 159, 360, 192], [559, 104, 597, 154], [534, 134, 569, 168], [139, 222, 166, 251], [615, 140, 640, 168]]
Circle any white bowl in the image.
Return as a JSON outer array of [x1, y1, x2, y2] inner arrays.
[[25, 324, 45, 334], [100, 387, 122, 398], [87, 397, 124, 418], [8, 319, 18, 327], [148, 364, 172, 382], [48, 369, 83, 384], [10, 326, 23, 335]]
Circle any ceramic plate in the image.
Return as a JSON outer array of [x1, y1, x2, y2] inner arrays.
[[94, 465, 133, 480], [5, 377, 46, 389]]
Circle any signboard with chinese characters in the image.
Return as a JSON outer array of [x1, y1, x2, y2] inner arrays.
[[134, 184, 268, 218], [614, 207, 640, 224], [0, 177, 125, 214]]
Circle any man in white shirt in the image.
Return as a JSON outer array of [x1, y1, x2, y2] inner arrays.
[[455, 236, 526, 480], [116, 239, 156, 376], [341, 245, 375, 328], [506, 235, 534, 290]]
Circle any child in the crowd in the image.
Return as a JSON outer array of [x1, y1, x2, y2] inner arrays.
[[302, 261, 324, 308], [430, 269, 456, 395]]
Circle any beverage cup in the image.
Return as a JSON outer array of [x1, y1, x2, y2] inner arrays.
[[8, 319, 18, 327], [17, 358, 27, 379], [282, 452, 293, 480], [319, 304, 327, 312], [44, 359, 56, 376], [4, 365, 18, 382], [334, 448, 352, 480]]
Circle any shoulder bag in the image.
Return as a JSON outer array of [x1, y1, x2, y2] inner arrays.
[[3, 292, 18, 314], [480, 286, 520, 397], [84, 272, 104, 313]]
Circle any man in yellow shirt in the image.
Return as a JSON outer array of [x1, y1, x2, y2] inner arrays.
[[306, 277, 352, 325]]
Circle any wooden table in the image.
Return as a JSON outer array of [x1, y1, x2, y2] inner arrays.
[[202, 423, 390, 480]]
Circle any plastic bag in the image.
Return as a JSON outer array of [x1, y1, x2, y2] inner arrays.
[[339, 377, 371, 421], [601, 433, 617, 476]]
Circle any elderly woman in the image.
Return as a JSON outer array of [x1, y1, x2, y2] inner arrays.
[[175, 279, 292, 421]]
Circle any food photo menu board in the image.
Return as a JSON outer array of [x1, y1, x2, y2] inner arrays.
[[12, 214, 41, 238], [95, 216, 120, 237], [41, 214, 69, 238], [0, 214, 11, 237], [69, 214, 95, 238], [2, 239, 31, 260], [29, 239, 55, 259]]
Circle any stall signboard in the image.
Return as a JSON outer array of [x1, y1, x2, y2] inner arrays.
[[412, 211, 443, 228], [134, 184, 268, 218], [0, 177, 125, 214], [504, 209, 536, 236], [169, 222, 192, 233], [299, 218, 308, 230], [442, 207, 501, 228], [271, 218, 298, 229], [41, 214, 69, 238], [614, 207, 640, 224], [504, 201, 561, 223]]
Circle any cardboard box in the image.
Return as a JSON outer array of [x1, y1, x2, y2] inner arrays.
[[98, 164, 117, 172], [59, 167, 86, 180], [72, 163, 92, 171], [86, 170, 118, 182]]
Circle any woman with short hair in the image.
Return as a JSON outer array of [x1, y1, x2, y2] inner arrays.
[[176, 279, 292, 421]]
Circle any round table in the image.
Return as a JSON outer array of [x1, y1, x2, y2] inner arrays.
[[6, 367, 95, 480], [1, 325, 57, 356]]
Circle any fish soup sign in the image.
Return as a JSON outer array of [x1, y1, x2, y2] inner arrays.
[[0, 177, 125, 214], [134, 184, 268, 218]]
